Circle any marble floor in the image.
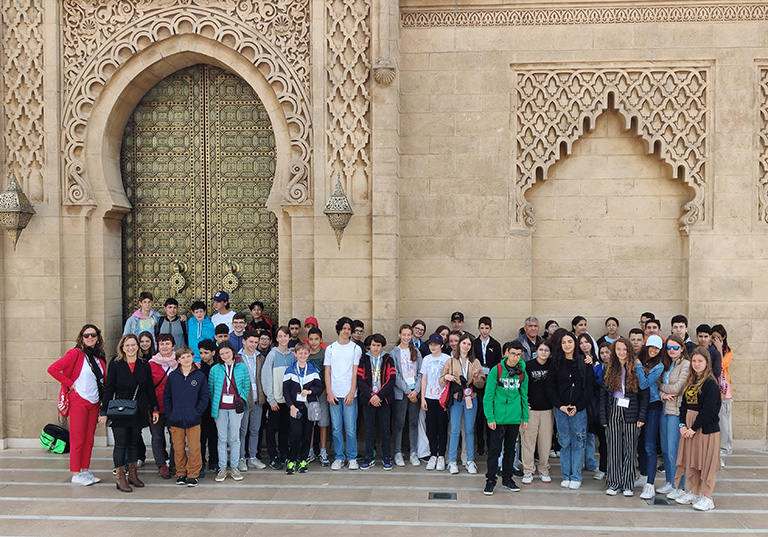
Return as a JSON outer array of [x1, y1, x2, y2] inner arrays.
[[0, 446, 767, 536]]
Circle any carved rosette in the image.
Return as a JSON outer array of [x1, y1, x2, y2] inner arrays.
[[759, 67, 768, 224], [513, 67, 709, 233], [61, 0, 311, 206], [326, 0, 372, 206], [2, 0, 45, 202]]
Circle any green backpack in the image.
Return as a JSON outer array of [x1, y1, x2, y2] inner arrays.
[[40, 424, 70, 454]]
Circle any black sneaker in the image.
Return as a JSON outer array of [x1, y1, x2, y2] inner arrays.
[[512, 467, 524, 477], [186, 477, 198, 487], [502, 479, 520, 492], [483, 481, 495, 496], [198, 468, 206, 479], [270, 457, 283, 470], [175, 476, 187, 486]]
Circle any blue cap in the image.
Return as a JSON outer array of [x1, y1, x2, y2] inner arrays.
[[427, 333, 443, 346], [213, 291, 229, 302]]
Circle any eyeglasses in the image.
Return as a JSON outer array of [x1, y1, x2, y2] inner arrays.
[[82, 333, 98, 338], [666, 344, 681, 351]]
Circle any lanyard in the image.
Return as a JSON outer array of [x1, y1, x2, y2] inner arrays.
[[225, 363, 234, 392], [461, 357, 469, 379], [371, 354, 382, 383], [297, 363, 308, 388]]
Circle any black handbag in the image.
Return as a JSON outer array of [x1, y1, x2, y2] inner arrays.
[[106, 386, 140, 418]]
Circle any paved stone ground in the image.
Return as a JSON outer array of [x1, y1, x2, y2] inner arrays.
[[0, 446, 767, 536]]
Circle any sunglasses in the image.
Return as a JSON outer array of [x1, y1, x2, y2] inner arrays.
[[666, 344, 681, 351], [82, 333, 98, 338]]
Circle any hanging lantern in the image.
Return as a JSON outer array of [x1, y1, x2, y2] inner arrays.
[[0, 173, 36, 250], [323, 175, 354, 248]]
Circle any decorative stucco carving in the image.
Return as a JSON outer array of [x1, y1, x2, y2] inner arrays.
[[759, 67, 768, 224], [1, 0, 45, 202], [326, 0, 371, 202], [402, 3, 768, 28], [513, 67, 708, 233], [61, 0, 311, 205]]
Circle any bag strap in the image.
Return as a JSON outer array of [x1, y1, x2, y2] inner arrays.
[[154, 367, 170, 389], [132, 384, 139, 400]]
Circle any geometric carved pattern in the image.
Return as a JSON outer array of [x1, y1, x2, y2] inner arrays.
[[326, 0, 371, 197], [514, 67, 708, 233], [62, 0, 310, 206], [402, 4, 768, 28], [759, 67, 768, 224], [1, 0, 45, 201], [122, 65, 278, 321]]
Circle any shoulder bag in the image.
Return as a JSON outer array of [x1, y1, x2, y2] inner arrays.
[[106, 385, 140, 418]]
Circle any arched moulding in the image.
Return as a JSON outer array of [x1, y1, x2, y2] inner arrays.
[[758, 67, 768, 224], [61, 2, 311, 206], [513, 66, 710, 234]]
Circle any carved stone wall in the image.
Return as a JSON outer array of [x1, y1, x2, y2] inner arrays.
[[326, 0, 372, 200], [759, 66, 768, 224], [61, 0, 311, 206], [1, 0, 45, 201], [513, 67, 709, 233]]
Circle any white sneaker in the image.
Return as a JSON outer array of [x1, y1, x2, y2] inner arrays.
[[82, 471, 100, 485], [676, 492, 697, 505], [348, 459, 359, 470], [248, 457, 267, 470], [622, 489, 634, 497], [237, 458, 248, 472], [436, 456, 446, 471], [667, 488, 686, 500], [426, 456, 437, 470], [656, 482, 675, 495], [569, 480, 582, 490], [593, 470, 605, 480], [466, 461, 478, 474], [634, 475, 646, 488], [606, 488, 619, 496], [720, 458, 725, 468], [410, 452, 421, 467], [540, 473, 552, 483], [640, 483, 655, 499], [331, 459, 345, 470], [394, 453, 406, 467], [693, 496, 715, 511], [550, 450, 558, 458], [215, 467, 227, 482], [71, 472, 91, 486], [448, 462, 459, 474], [560, 479, 571, 488], [522, 474, 533, 485]]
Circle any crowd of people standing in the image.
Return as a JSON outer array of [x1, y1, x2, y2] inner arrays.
[[48, 292, 734, 512]]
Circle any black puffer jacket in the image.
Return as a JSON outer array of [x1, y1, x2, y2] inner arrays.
[[599, 377, 649, 425]]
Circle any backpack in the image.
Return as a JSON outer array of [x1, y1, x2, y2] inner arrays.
[[40, 424, 70, 454], [155, 316, 188, 343], [496, 362, 525, 385]]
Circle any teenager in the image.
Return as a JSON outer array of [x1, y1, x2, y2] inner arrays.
[[600, 337, 649, 497], [138, 331, 156, 361], [307, 327, 331, 465], [164, 346, 209, 487], [287, 318, 302, 349], [214, 324, 230, 346], [197, 339, 219, 473], [358, 334, 397, 470], [628, 328, 645, 356], [421, 333, 450, 470], [99, 334, 159, 492], [644, 318, 662, 338], [283, 343, 323, 474], [248, 301, 274, 338], [696, 324, 722, 380], [658, 335, 690, 498], [211, 291, 235, 331], [208, 342, 249, 482], [579, 333, 606, 480], [450, 311, 474, 338], [123, 292, 160, 337], [391, 324, 422, 467], [441, 333, 486, 475], [48, 324, 106, 486], [636, 335, 665, 498], [187, 301, 215, 362], [411, 319, 426, 348], [148, 333, 177, 479], [261, 326, 296, 469], [546, 329, 594, 489], [670, 314, 697, 355], [303, 317, 328, 349], [544, 320, 560, 340], [521, 340, 553, 484], [420, 324, 449, 357], [571, 316, 598, 353], [674, 347, 722, 511], [483, 341, 528, 495], [473, 316, 502, 456], [711, 325, 733, 457], [324, 317, 362, 470], [239, 330, 268, 471], [155, 298, 187, 350], [597, 317, 621, 347], [229, 313, 248, 352]]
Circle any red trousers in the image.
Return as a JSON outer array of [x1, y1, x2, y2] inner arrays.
[[69, 391, 100, 472]]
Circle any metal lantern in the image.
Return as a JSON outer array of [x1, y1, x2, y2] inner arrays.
[[0, 173, 35, 250], [323, 175, 354, 248]]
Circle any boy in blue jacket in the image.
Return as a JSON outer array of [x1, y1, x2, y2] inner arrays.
[[164, 346, 209, 487]]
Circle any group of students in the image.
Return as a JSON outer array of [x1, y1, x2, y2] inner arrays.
[[48, 299, 733, 512]]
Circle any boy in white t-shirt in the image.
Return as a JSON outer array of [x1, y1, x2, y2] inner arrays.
[[420, 333, 450, 471], [324, 316, 362, 470], [211, 291, 235, 331]]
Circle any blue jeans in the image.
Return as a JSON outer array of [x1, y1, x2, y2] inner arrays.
[[239, 403, 263, 460], [643, 403, 662, 484], [215, 409, 243, 468], [554, 408, 587, 482], [660, 412, 684, 488], [329, 397, 358, 461], [449, 398, 478, 463], [585, 432, 599, 471]]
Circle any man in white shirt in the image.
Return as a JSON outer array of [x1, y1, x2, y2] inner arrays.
[[324, 316, 362, 470], [211, 291, 235, 331]]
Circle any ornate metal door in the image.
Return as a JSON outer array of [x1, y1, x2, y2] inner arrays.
[[121, 64, 278, 321]]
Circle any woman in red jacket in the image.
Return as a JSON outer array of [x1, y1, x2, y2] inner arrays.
[[48, 324, 106, 486]]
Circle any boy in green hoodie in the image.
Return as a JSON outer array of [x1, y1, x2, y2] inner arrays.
[[483, 340, 529, 495]]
